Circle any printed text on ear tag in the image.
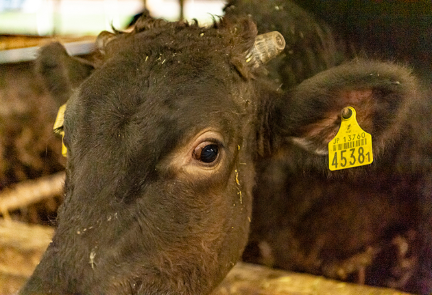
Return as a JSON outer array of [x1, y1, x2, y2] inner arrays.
[[328, 106, 373, 171]]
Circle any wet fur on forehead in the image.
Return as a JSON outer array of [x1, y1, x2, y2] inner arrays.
[[100, 16, 258, 76]]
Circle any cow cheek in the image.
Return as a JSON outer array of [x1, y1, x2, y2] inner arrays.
[[131, 175, 249, 290], [156, 168, 250, 248]]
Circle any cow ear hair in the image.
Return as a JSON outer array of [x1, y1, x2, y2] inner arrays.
[[271, 60, 419, 157], [35, 42, 95, 107]]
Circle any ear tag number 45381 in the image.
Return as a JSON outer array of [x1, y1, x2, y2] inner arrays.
[[328, 106, 373, 171]]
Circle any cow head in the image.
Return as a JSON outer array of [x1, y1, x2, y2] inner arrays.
[[22, 17, 284, 294]]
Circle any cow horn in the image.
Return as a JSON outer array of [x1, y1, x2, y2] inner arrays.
[[246, 31, 286, 69]]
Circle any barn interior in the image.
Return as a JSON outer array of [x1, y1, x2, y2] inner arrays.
[[0, 1, 429, 294]]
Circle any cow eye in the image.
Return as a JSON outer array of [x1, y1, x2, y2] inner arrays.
[[193, 142, 220, 163]]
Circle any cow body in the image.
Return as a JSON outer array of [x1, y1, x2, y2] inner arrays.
[[21, 1, 432, 294]]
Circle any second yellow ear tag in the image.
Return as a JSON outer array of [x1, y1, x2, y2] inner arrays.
[[53, 104, 68, 157], [328, 106, 373, 171]]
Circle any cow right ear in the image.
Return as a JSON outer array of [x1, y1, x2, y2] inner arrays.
[[35, 42, 95, 107], [271, 60, 420, 157]]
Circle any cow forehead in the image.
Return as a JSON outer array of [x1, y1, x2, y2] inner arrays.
[[81, 19, 256, 127], [65, 43, 249, 168], [78, 47, 242, 130], [62, 41, 250, 204]]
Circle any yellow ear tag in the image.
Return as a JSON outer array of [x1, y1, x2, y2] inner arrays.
[[328, 106, 373, 171], [53, 104, 68, 157]]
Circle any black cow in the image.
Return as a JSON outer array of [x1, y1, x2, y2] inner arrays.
[[21, 17, 285, 294], [22, 4, 431, 295]]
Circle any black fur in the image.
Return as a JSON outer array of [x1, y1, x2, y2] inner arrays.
[[22, 17, 272, 295]]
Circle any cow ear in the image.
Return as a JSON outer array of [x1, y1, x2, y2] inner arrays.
[[35, 42, 95, 107], [272, 60, 420, 156]]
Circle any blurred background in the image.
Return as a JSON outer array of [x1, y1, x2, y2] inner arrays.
[[0, 0, 225, 36]]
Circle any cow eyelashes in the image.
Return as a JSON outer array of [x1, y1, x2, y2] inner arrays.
[[193, 141, 221, 164]]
